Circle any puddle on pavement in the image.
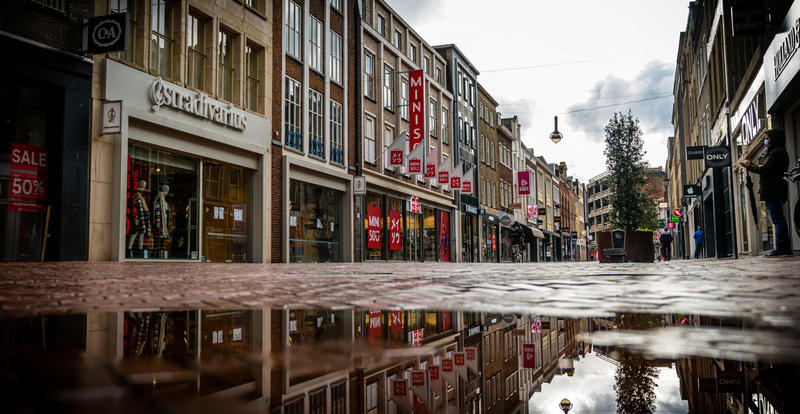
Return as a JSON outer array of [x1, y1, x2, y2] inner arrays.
[[1, 309, 798, 413]]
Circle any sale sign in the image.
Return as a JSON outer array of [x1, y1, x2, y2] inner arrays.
[[409, 69, 425, 152], [10, 143, 48, 173], [518, 171, 530, 195], [389, 210, 402, 250], [9, 171, 47, 201], [523, 344, 536, 368], [367, 206, 381, 249]]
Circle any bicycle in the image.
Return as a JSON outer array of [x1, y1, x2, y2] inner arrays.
[[512, 245, 523, 263], [784, 158, 800, 238]]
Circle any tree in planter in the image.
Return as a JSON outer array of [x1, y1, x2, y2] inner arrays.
[[603, 111, 660, 232]]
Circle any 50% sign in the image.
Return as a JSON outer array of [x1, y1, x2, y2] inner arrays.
[[10, 172, 47, 201]]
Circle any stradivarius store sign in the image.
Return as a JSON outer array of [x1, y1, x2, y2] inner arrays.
[[150, 78, 248, 131]]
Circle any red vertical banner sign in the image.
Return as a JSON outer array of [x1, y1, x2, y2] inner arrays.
[[442, 312, 451, 331], [390, 310, 404, 335], [439, 210, 450, 261], [523, 344, 536, 368], [518, 171, 531, 195], [389, 210, 402, 250], [367, 205, 381, 249], [368, 310, 382, 339], [409, 69, 425, 152]]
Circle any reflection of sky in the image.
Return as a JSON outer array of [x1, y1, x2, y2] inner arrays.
[[528, 351, 688, 414]]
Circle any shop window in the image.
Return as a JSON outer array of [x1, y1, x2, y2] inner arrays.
[[365, 193, 383, 260], [289, 181, 343, 262], [123, 311, 197, 361], [202, 162, 250, 263], [150, 0, 174, 78], [218, 28, 238, 102], [387, 197, 404, 260], [200, 310, 256, 395], [126, 143, 198, 260], [309, 387, 326, 414], [366, 380, 379, 414], [109, 0, 141, 65], [406, 207, 421, 261], [245, 42, 263, 112], [439, 210, 450, 261], [423, 207, 437, 261], [364, 50, 375, 99], [331, 381, 346, 414]]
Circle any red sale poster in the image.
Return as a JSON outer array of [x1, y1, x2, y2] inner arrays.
[[389, 210, 402, 250]]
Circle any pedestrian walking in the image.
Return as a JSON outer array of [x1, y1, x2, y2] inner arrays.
[[739, 128, 792, 257], [693, 227, 704, 259], [659, 228, 673, 261]]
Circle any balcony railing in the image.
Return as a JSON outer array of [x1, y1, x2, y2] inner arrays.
[[285, 127, 303, 151], [309, 136, 325, 158]]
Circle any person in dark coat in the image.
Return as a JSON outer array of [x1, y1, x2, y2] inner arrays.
[[659, 228, 673, 261], [740, 128, 791, 256]]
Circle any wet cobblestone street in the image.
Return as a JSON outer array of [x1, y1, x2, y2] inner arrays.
[[2, 257, 798, 326]]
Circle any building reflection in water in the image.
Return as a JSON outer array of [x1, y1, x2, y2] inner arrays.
[[1, 310, 798, 413]]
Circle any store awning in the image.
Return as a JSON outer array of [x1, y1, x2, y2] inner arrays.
[[541, 229, 559, 238], [530, 226, 544, 239]]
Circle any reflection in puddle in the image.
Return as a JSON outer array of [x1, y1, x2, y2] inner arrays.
[[1, 310, 798, 413]]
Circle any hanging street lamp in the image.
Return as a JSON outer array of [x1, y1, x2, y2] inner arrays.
[[559, 398, 573, 413], [550, 115, 563, 143]]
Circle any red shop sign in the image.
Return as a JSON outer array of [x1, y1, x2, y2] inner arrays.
[[408, 158, 421, 173], [368, 310, 382, 338], [10, 143, 48, 173], [389, 210, 402, 250], [408, 70, 425, 152], [367, 205, 381, 249], [523, 344, 536, 368], [390, 310, 404, 334]]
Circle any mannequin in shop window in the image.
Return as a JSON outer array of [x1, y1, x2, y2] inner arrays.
[[152, 184, 173, 259], [127, 180, 151, 258]]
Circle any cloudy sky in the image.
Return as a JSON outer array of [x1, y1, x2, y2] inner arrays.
[[386, 0, 690, 182], [527, 352, 689, 413]]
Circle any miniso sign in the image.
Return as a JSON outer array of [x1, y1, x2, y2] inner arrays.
[[150, 78, 248, 130]]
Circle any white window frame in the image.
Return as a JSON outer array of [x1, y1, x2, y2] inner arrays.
[[441, 108, 448, 143], [329, 30, 342, 83], [285, 1, 302, 60], [309, 16, 323, 72], [376, 13, 385, 37], [383, 124, 395, 169], [364, 49, 375, 99], [400, 77, 409, 119], [309, 89, 324, 158], [364, 115, 376, 164], [284, 76, 302, 150], [330, 100, 344, 165], [429, 99, 436, 137], [383, 64, 394, 110]]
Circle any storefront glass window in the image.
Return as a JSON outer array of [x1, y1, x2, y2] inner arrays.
[[387, 197, 404, 260], [439, 210, 450, 261], [462, 213, 475, 262], [289, 180, 344, 263], [423, 207, 437, 262], [500, 226, 512, 262], [483, 221, 496, 262], [127, 143, 198, 260], [407, 208, 421, 261], [1, 84, 55, 261], [365, 193, 384, 260], [288, 309, 345, 385], [203, 162, 251, 262], [738, 170, 749, 253]]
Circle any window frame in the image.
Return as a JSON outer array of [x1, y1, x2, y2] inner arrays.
[[309, 16, 323, 73], [284, 76, 303, 150], [309, 89, 324, 158], [329, 30, 343, 83], [364, 49, 375, 99], [285, 0, 303, 60]]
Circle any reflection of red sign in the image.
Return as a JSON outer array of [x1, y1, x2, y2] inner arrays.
[[411, 371, 425, 387], [438, 170, 449, 184], [390, 149, 404, 166], [367, 206, 381, 249], [462, 181, 471, 193], [442, 312, 451, 331], [393, 380, 407, 396], [454, 353, 465, 366], [409, 70, 424, 152], [439, 211, 450, 261], [409, 328, 423, 346], [408, 158, 421, 173], [465, 348, 476, 361], [523, 344, 536, 368], [425, 163, 436, 178], [492, 232, 497, 250], [10, 143, 48, 173], [389, 210, 402, 250], [9, 202, 47, 213], [518, 171, 530, 195], [390, 310, 404, 334], [450, 175, 461, 189], [408, 196, 421, 214], [442, 359, 453, 372], [369, 310, 382, 338], [9, 172, 47, 201]]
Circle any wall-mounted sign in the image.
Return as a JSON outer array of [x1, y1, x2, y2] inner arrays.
[[704, 146, 731, 168], [150, 78, 248, 130], [517, 171, 531, 195], [85, 13, 129, 54], [354, 176, 366, 195], [765, 0, 800, 111], [523, 344, 536, 369], [686, 146, 706, 160], [464, 204, 478, 215], [683, 184, 701, 197], [538, 207, 546, 215], [509, 202, 522, 209], [101, 100, 122, 134]]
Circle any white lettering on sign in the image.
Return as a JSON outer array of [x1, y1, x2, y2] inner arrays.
[[706, 153, 729, 161], [150, 79, 247, 130], [92, 19, 122, 47], [774, 16, 800, 80]]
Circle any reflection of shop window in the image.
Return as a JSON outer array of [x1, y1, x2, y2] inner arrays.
[[309, 387, 327, 414], [284, 396, 304, 414], [366, 380, 379, 414], [331, 381, 347, 413]]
